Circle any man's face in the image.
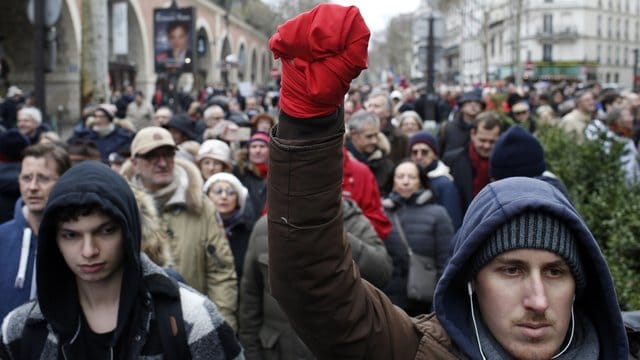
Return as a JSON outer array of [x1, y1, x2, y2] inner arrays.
[[474, 249, 575, 360], [93, 110, 111, 128], [249, 142, 269, 165], [470, 125, 500, 158], [410, 143, 437, 168], [513, 108, 531, 124], [132, 146, 176, 192], [365, 95, 390, 125], [169, 26, 188, 54], [577, 93, 596, 114], [351, 123, 379, 155], [153, 109, 172, 126], [17, 113, 38, 136], [19, 156, 59, 214], [56, 210, 124, 287], [204, 106, 225, 128], [461, 101, 483, 120], [245, 97, 258, 110]]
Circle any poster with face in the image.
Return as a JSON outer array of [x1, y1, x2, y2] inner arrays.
[[154, 7, 195, 73]]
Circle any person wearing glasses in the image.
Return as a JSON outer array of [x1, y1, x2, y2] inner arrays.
[[409, 130, 463, 229], [204, 173, 254, 283], [509, 101, 537, 133], [0, 143, 71, 321], [120, 126, 239, 330]]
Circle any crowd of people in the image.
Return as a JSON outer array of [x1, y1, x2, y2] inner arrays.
[[1, 3, 640, 359]]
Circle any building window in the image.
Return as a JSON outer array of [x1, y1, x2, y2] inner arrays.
[[543, 14, 553, 33], [625, 47, 628, 65], [608, 45, 612, 64], [606, 72, 611, 82], [626, 19, 629, 40], [598, 15, 602, 37], [617, 19, 621, 39], [608, 17, 612, 38], [614, 72, 619, 82], [491, 36, 495, 57], [598, 44, 602, 63], [543, 44, 553, 61], [617, 46, 621, 65], [636, 20, 639, 41]]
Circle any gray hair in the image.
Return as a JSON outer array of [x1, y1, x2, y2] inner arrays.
[[203, 105, 224, 119], [367, 89, 393, 111], [399, 111, 423, 127], [18, 107, 42, 125], [348, 110, 380, 133]]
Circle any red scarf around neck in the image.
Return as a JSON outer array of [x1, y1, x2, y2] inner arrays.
[[468, 143, 490, 197], [254, 163, 268, 180]]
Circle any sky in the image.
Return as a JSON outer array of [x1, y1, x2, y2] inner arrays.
[[330, 0, 421, 33]]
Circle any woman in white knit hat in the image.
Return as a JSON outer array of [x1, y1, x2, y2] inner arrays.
[[197, 139, 233, 180], [203, 172, 254, 282]]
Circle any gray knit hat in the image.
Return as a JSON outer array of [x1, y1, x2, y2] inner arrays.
[[469, 211, 586, 290]]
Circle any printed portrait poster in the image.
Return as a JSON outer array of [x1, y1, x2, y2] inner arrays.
[[154, 7, 195, 73]]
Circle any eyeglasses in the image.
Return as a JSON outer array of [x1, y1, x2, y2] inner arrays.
[[513, 110, 529, 116], [210, 187, 237, 197], [19, 174, 58, 186], [411, 148, 432, 156]]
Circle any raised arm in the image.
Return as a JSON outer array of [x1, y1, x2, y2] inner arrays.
[[267, 6, 420, 358]]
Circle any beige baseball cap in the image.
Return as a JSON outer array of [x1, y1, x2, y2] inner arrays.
[[130, 126, 176, 157]]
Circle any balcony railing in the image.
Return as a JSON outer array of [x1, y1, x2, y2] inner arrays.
[[535, 26, 579, 42]]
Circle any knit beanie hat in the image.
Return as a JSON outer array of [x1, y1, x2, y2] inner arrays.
[[269, 4, 370, 118], [490, 125, 545, 180], [469, 211, 586, 290], [409, 130, 439, 157], [249, 131, 269, 145]]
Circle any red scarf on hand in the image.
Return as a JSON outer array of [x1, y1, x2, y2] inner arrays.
[[468, 143, 490, 197], [269, 4, 370, 118]]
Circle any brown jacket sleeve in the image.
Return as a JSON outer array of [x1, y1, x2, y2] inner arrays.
[[267, 110, 421, 359]]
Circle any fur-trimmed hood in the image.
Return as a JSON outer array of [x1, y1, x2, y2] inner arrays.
[[120, 156, 206, 213]]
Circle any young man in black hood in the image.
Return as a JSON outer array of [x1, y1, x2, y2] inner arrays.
[[1, 161, 243, 359]]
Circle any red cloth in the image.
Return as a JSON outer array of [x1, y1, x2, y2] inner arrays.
[[269, 4, 370, 118], [254, 163, 268, 180], [342, 148, 392, 240], [468, 143, 490, 197]]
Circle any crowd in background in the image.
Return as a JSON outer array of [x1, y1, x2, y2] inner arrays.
[[1, 77, 639, 358]]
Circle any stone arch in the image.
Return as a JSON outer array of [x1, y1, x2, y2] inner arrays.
[[127, 0, 153, 94], [195, 18, 214, 84], [250, 47, 258, 83], [237, 42, 247, 82], [220, 35, 232, 87]]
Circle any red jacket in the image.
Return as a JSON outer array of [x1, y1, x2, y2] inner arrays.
[[342, 147, 392, 240]]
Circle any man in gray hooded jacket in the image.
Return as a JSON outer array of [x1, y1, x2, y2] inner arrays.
[[1, 161, 242, 359]]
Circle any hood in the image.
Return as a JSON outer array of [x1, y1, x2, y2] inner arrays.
[[433, 177, 628, 359], [37, 161, 142, 343]]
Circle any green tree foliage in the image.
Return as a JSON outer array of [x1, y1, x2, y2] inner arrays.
[[537, 125, 640, 309]]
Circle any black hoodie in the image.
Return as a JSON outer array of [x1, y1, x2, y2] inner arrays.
[[37, 161, 143, 358]]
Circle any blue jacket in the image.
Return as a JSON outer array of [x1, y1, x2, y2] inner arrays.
[[0, 199, 37, 321], [434, 176, 629, 359]]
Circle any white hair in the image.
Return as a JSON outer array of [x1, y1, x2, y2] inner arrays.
[[18, 107, 42, 125]]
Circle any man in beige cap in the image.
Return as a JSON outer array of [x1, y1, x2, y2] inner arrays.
[[121, 126, 239, 329]]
